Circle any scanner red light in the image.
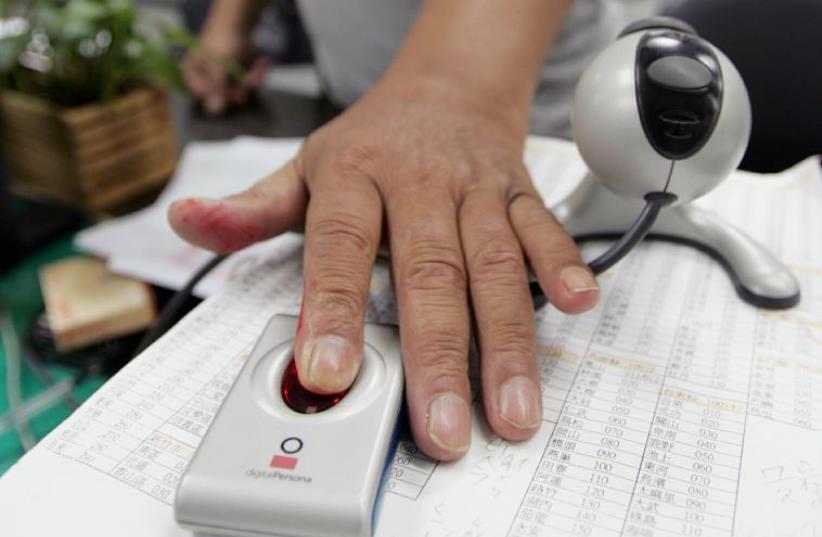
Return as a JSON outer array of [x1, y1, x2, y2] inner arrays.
[[281, 358, 348, 414]]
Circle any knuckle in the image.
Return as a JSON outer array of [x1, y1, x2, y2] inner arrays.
[[509, 193, 553, 229], [310, 212, 377, 258], [400, 239, 467, 293], [331, 143, 380, 179], [511, 200, 578, 256], [516, 216, 550, 238], [485, 319, 534, 360], [469, 241, 525, 280], [415, 334, 470, 380], [308, 284, 363, 329], [447, 159, 474, 187]]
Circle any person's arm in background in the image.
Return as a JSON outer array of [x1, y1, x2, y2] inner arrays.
[[170, 0, 600, 460], [182, 0, 268, 114]]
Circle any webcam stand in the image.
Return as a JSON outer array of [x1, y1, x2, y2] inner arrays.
[[552, 175, 800, 309]]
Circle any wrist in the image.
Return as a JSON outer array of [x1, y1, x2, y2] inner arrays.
[[373, 71, 531, 138]]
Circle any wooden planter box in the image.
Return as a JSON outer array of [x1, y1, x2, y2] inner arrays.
[[0, 87, 177, 212]]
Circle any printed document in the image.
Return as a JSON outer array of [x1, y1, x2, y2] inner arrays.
[[2, 140, 820, 537]]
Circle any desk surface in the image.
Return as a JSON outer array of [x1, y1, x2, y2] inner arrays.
[[0, 237, 108, 472], [0, 89, 332, 472]]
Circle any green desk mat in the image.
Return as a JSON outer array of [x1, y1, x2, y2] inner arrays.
[[0, 236, 107, 474]]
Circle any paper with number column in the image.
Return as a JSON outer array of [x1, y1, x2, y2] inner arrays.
[[1, 140, 820, 537]]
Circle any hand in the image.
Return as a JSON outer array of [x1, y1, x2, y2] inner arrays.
[[182, 26, 267, 115], [168, 79, 600, 460]]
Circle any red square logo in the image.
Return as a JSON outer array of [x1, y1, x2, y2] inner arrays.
[[270, 455, 298, 470]]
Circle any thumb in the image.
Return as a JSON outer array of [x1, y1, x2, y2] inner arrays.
[[168, 158, 308, 253]]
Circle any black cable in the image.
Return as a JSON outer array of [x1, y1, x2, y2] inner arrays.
[[530, 191, 678, 309], [133, 254, 228, 356], [587, 192, 678, 274]]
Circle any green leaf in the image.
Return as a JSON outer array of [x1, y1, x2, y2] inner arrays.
[[2, 0, 199, 105], [60, 19, 95, 41], [64, 1, 109, 22]]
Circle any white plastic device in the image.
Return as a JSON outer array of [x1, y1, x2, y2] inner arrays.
[[174, 314, 404, 537], [573, 19, 751, 204], [561, 16, 800, 308]]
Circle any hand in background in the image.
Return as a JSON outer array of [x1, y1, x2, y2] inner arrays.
[[182, 26, 268, 115]]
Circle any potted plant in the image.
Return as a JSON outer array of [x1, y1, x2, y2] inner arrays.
[[0, 0, 193, 212]]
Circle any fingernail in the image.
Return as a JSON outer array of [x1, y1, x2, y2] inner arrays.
[[560, 266, 599, 294], [304, 336, 357, 393], [427, 393, 471, 454], [498, 376, 542, 429]]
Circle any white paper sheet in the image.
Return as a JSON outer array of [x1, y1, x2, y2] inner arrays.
[[3, 144, 821, 537]]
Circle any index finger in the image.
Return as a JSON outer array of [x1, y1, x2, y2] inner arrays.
[[295, 168, 383, 394]]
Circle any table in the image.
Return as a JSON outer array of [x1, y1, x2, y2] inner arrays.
[[0, 88, 333, 473]]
